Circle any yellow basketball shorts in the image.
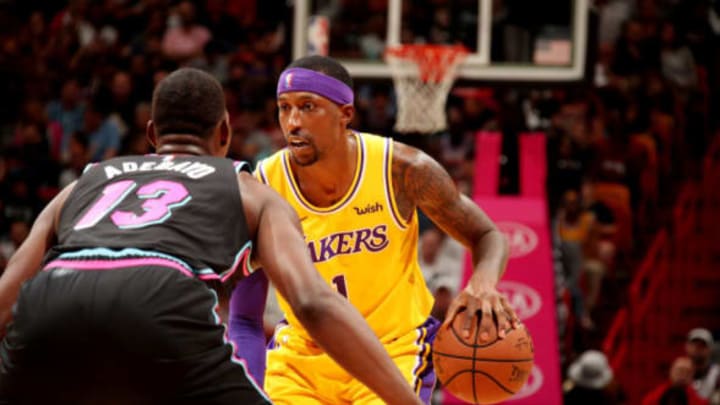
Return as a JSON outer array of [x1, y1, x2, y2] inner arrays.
[[265, 317, 439, 405]]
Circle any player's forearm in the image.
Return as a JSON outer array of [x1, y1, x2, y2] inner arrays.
[[0, 184, 69, 336], [470, 228, 509, 286], [0, 249, 45, 334], [294, 291, 421, 405], [0, 278, 16, 336]]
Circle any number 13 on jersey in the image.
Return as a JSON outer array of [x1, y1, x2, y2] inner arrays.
[[75, 179, 191, 230]]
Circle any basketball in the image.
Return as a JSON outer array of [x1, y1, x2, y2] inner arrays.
[[432, 313, 534, 404]]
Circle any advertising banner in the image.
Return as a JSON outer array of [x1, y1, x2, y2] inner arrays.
[[443, 132, 562, 405]]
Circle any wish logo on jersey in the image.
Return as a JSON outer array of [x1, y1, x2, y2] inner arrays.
[[353, 202, 383, 215], [307, 225, 389, 263]]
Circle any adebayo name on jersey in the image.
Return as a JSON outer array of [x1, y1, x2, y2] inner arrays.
[[102, 159, 216, 180]]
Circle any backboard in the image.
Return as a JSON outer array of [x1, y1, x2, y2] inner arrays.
[[293, 0, 590, 82]]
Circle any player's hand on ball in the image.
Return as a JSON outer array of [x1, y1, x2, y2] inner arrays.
[[443, 281, 519, 342]]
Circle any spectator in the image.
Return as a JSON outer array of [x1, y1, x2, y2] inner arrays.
[[0, 219, 30, 273], [84, 94, 121, 162], [580, 181, 617, 316], [418, 226, 464, 298], [359, 86, 395, 136], [22, 11, 50, 60], [14, 100, 63, 167], [120, 102, 153, 157], [9, 116, 61, 206], [203, 0, 244, 53], [556, 189, 595, 329], [162, 0, 212, 64], [58, 131, 90, 188], [358, 14, 386, 60], [548, 131, 589, 213], [597, 0, 635, 49], [686, 328, 720, 403], [611, 18, 660, 78], [46, 78, 85, 162], [1, 172, 35, 226], [564, 350, 624, 405], [642, 356, 709, 405], [660, 22, 698, 92], [49, 0, 94, 47], [129, 8, 167, 57], [108, 70, 137, 135], [589, 108, 636, 188]]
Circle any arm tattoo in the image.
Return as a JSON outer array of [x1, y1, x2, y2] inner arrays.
[[391, 142, 496, 248], [390, 151, 415, 221]]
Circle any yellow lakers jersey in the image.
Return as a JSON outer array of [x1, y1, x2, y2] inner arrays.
[[255, 132, 433, 343]]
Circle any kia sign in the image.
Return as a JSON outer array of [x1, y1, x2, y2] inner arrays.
[[497, 222, 539, 258], [460, 199, 562, 405], [447, 132, 562, 405], [497, 281, 542, 321]]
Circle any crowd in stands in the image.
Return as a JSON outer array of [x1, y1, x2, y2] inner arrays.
[[0, 0, 718, 403], [562, 328, 720, 404]]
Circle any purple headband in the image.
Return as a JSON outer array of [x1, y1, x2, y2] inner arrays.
[[277, 67, 354, 105]]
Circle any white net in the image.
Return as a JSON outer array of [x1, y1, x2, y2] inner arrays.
[[385, 45, 468, 134]]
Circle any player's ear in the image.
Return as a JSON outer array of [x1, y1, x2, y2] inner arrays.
[[339, 104, 354, 128], [219, 111, 231, 147], [146, 120, 157, 149]]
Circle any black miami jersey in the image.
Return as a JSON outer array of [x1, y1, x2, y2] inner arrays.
[[51, 154, 253, 284]]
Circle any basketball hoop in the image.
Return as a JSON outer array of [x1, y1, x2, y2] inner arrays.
[[384, 44, 469, 134]]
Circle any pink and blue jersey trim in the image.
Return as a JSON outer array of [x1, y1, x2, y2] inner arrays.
[[44, 245, 254, 283], [233, 161, 251, 174]]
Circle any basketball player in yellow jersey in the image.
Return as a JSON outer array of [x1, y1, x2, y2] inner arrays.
[[256, 55, 519, 404]]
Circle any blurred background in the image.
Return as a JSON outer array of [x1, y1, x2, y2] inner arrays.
[[0, 0, 718, 404]]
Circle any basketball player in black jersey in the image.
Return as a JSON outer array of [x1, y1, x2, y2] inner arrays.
[[0, 68, 423, 405]]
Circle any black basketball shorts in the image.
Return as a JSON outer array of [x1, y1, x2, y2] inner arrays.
[[0, 262, 270, 405]]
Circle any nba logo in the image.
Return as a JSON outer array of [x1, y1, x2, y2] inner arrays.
[[307, 15, 329, 56], [285, 73, 294, 88]]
